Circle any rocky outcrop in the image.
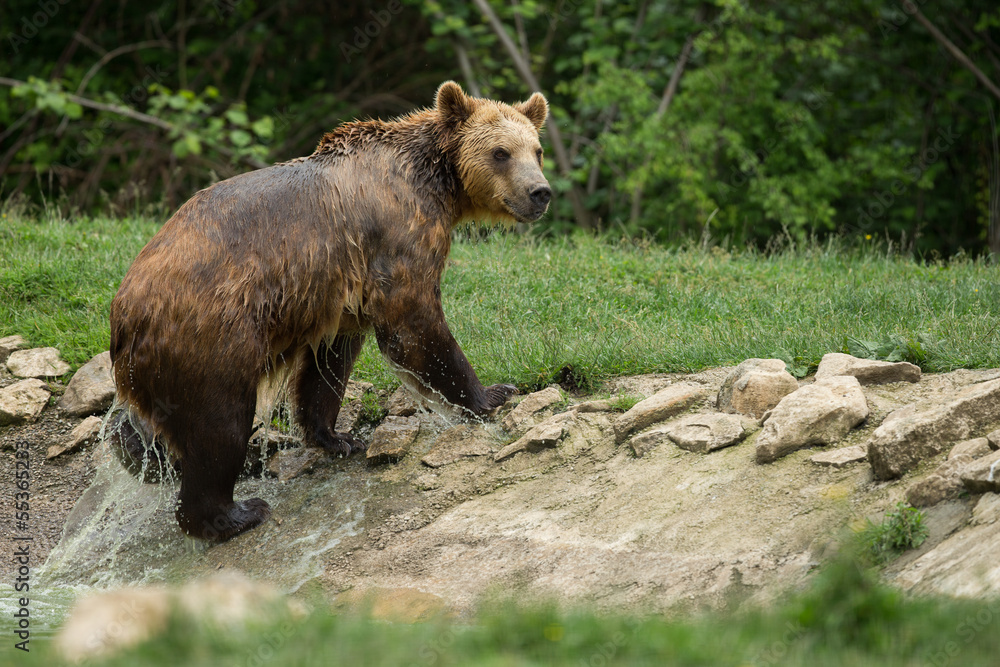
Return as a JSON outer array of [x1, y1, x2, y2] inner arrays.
[[422, 425, 494, 468], [905, 454, 974, 507], [495, 412, 575, 461], [717, 358, 798, 418], [613, 383, 705, 444], [814, 352, 920, 385], [58, 351, 115, 416], [6, 347, 70, 378], [755, 376, 868, 464], [0, 378, 51, 425], [366, 415, 420, 463], [867, 378, 1000, 480], [959, 450, 1000, 494], [501, 387, 563, 434]]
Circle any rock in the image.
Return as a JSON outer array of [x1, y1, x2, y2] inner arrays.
[[47, 416, 103, 459], [421, 425, 493, 468], [809, 445, 868, 468], [755, 376, 869, 464], [501, 386, 563, 433], [0, 378, 51, 425], [267, 446, 325, 482], [0, 335, 25, 363], [717, 358, 798, 418], [55, 572, 302, 663], [814, 352, 921, 385], [569, 399, 614, 413], [987, 428, 1000, 451], [665, 413, 747, 454], [613, 384, 706, 444], [959, 450, 1000, 494], [6, 347, 70, 378], [367, 415, 420, 463], [413, 473, 442, 491], [628, 426, 671, 458], [386, 386, 418, 416], [905, 454, 973, 507], [867, 378, 1000, 480], [948, 437, 991, 461], [335, 380, 376, 433], [58, 351, 115, 416], [495, 412, 574, 461]]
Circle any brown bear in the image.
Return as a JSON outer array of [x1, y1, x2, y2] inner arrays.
[[108, 81, 551, 541]]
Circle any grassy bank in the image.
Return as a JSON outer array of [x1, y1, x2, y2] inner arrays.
[[2, 213, 998, 388], [27, 553, 1000, 666]]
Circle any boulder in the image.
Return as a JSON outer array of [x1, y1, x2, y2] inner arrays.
[[334, 380, 376, 433], [495, 412, 575, 462], [568, 399, 614, 414], [867, 378, 1000, 480], [628, 426, 671, 458], [905, 454, 973, 507], [58, 351, 115, 416], [814, 352, 921, 385], [809, 445, 868, 468], [987, 428, 1000, 451], [717, 358, 798, 418], [959, 450, 1000, 494], [0, 335, 25, 364], [948, 437, 991, 461], [366, 415, 420, 463], [665, 412, 747, 454], [0, 378, 51, 425], [6, 347, 70, 378], [421, 425, 493, 468], [267, 447, 325, 482], [755, 376, 869, 464], [501, 387, 563, 434], [47, 415, 103, 459], [613, 383, 705, 444], [386, 386, 418, 417]]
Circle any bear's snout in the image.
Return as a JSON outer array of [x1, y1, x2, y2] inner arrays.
[[529, 185, 552, 208]]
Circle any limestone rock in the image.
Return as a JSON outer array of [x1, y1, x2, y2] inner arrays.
[[335, 380, 376, 433], [665, 413, 747, 454], [960, 450, 1000, 494], [905, 454, 973, 507], [809, 445, 868, 468], [755, 376, 868, 464], [948, 437, 991, 461], [814, 352, 921, 385], [0, 378, 51, 425], [987, 428, 1000, 451], [0, 335, 25, 364], [47, 416, 103, 459], [717, 358, 798, 418], [495, 412, 574, 461], [58, 351, 115, 416], [501, 386, 563, 433], [422, 425, 493, 468], [867, 378, 1000, 480], [613, 383, 706, 444], [367, 415, 420, 463], [6, 347, 70, 378], [569, 399, 614, 414], [628, 426, 671, 458], [387, 386, 418, 417], [267, 447, 325, 482]]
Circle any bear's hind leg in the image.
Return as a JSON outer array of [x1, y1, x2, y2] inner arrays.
[[174, 396, 271, 541], [292, 334, 367, 457]]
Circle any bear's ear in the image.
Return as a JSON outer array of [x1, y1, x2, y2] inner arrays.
[[515, 92, 548, 131], [436, 81, 474, 125]]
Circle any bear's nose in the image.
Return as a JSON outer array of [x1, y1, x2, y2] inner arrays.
[[529, 185, 552, 207]]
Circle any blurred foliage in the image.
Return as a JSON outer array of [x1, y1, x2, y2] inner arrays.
[[1, 0, 999, 254]]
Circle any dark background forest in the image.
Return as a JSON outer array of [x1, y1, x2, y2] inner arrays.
[[1, 0, 999, 256]]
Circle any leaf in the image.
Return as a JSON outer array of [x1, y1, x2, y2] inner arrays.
[[229, 129, 252, 147], [251, 116, 274, 139], [225, 108, 249, 126]]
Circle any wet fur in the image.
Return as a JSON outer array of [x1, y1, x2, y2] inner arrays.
[[109, 82, 549, 541]]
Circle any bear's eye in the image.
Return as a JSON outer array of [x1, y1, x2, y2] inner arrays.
[[535, 148, 543, 164], [493, 148, 510, 161]]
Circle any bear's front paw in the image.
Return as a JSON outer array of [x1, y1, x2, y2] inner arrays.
[[483, 383, 519, 414]]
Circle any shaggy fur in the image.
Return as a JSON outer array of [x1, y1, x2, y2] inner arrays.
[[108, 82, 551, 541]]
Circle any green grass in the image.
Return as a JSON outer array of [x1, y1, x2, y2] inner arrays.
[[26, 552, 1000, 666], [2, 213, 999, 390]]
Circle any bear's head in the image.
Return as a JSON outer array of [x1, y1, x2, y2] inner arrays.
[[436, 81, 551, 225]]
